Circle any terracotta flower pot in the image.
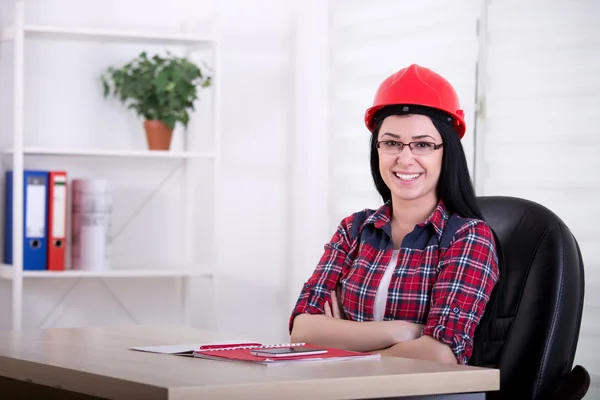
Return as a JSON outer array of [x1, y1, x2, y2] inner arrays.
[[144, 120, 173, 150]]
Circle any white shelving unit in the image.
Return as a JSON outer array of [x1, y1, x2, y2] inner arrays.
[[0, 1, 221, 330], [0, 264, 213, 280], [2, 148, 216, 159], [0, 24, 216, 45]]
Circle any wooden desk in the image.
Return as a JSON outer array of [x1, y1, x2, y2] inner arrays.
[[0, 325, 498, 399]]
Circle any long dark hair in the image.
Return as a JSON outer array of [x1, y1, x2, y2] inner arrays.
[[369, 104, 483, 221], [369, 104, 502, 367]]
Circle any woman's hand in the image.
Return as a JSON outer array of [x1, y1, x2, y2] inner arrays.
[[324, 289, 344, 319], [322, 288, 423, 347], [387, 320, 424, 342]]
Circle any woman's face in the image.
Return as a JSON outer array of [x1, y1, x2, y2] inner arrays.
[[377, 114, 443, 204]]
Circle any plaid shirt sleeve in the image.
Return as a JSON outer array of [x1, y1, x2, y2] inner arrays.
[[423, 219, 499, 364], [288, 214, 355, 333]]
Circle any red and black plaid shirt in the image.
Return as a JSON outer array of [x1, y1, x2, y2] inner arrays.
[[289, 200, 499, 364]]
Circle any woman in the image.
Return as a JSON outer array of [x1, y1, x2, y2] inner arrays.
[[289, 64, 500, 366]]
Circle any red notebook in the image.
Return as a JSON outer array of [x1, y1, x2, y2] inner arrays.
[[192, 342, 379, 365]]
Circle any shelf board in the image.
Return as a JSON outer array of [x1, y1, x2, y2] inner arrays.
[[0, 264, 212, 280], [1, 25, 215, 46], [3, 148, 214, 159]]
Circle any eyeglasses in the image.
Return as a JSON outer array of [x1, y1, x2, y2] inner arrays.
[[376, 140, 443, 155]]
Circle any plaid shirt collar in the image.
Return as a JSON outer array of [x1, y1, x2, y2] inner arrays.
[[364, 199, 450, 241]]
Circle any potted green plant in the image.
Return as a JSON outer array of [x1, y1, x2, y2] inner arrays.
[[101, 51, 212, 150]]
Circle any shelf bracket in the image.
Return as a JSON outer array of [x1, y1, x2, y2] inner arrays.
[[99, 278, 140, 324], [112, 162, 183, 242], [39, 278, 81, 329], [38, 278, 140, 328]]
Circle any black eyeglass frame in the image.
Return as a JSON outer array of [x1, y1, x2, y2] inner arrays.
[[375, 140, 444, 153]]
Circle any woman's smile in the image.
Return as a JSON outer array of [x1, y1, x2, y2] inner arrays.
[[392, 171, 423, 184]]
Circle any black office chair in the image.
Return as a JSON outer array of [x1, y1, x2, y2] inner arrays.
[[472, 196, 590, 400]]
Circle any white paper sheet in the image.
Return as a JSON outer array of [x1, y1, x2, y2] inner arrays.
[[129, 340, 253, 355]]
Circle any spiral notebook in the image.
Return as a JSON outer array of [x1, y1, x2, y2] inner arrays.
[[191, 342, 379, 365]]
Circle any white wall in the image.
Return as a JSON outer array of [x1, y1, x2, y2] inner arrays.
[[285, 1, 331, 316], [328, 0, 481, 225], [0, 0, 301, 343], [476, 0, 600, 396]]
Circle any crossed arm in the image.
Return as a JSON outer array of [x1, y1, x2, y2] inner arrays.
[[290, 291, 458, 364], [289, 215, 498, 366]]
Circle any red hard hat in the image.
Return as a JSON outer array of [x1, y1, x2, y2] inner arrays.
[[364, 64, 466, 139]]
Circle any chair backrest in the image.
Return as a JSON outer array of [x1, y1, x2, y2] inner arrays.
[[475, 196, 586, 400]]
